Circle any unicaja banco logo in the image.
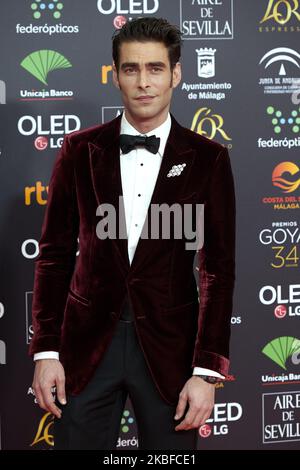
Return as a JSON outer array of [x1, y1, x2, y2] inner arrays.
[[272, 162, 300, 193], [120, 409, 134, 433], [262, 336, 300, 369], [191, 108, 231, 141], [31, 1, 64, 19], [261, 0, 300, 25], [21, 50, 72, 85], [266, 106, 300, 133]]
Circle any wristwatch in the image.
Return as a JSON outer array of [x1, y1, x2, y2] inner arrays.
[[197, 375, 220, 384]]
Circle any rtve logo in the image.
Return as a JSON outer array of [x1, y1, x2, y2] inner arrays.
[[25, 181, 49, 206], [100, 65, 113, 84]]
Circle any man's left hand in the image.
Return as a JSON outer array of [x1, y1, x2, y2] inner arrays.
[[174, 376, 215, 431]]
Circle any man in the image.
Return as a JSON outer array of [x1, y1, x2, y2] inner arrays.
[[30, 17, 235, 450]]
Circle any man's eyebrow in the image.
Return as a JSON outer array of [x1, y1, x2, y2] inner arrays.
[[120, 61, 167, 69]]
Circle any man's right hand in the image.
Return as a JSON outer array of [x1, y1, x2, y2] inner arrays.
[[32, 359, 66, 419]]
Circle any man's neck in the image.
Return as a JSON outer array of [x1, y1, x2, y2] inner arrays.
[[124, 110, 170, 134]]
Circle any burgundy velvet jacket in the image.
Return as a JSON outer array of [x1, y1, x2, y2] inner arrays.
[[29, 114, 235, 405]]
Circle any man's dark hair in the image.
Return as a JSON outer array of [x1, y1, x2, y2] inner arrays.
[[112, 17, 182, 71]]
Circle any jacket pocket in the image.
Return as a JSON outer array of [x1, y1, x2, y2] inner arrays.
[[68, 288, 90, 306]]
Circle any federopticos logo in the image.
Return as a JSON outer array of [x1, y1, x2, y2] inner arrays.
[[16, 0, 79, 35]]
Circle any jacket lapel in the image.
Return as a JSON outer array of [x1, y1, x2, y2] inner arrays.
[[88, 114, 196, 272]]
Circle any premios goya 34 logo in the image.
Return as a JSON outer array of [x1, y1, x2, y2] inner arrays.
[[262, 336, 300, 369], [30, 1, 64, 20]]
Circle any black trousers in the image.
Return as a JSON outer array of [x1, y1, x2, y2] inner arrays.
[[54, 301, 197, 450]]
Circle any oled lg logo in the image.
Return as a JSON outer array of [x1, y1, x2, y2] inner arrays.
[[17, 114, 81, 148], [21, 238, 80, 259], [0, 302, 6, 365], [199, 402, 243, 438], [97, 0, 159, 26], [259, 284, 300, 318]]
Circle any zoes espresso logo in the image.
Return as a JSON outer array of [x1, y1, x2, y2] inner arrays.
[[259, 0, 300, 32], [180, 0, 234, 40], [19, 50, 74, 101]]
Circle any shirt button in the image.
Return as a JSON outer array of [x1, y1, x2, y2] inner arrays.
[[138, 194, 141, 197], [140, 163, 143, 166]]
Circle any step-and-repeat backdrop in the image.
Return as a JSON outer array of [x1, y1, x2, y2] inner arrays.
[[0, 0, 300, 450]]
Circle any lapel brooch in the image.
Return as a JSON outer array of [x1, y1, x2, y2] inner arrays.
[[167, 163, 187, 178]]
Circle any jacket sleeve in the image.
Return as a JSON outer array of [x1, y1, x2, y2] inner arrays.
[[192, 146, 236, 376], [29, 135, 79, 356]]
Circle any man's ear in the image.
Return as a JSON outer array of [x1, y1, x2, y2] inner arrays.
[[172, 62, 182, 89], [112, 62, 120, 89]]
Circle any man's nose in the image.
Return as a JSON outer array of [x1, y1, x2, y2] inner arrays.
[[138, 69, 150, 88]]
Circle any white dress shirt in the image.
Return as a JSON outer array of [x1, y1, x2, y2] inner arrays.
[[34, 112, 224, 380]]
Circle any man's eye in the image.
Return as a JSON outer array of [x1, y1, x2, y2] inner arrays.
[[125, 68, 136, 73]]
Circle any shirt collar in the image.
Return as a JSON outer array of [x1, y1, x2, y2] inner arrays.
[[120, 111, 171, 157]]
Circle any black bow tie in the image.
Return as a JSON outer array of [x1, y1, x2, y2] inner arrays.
[[120, 134, 160, 155]]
